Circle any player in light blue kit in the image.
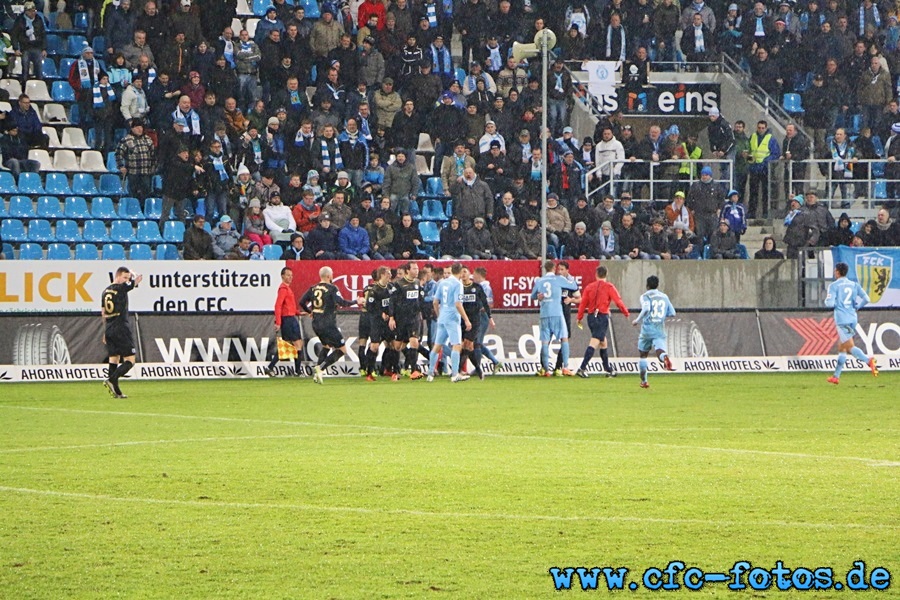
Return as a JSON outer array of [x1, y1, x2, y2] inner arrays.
[[530, 260, 579, 377], [427, 262, 472, 382], [632, 275, 676, 388], [824, 262, 878, 384]]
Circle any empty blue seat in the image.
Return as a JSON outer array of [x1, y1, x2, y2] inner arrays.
[[408, 199, 421, 220], [156, 243, 181, 260], [421, 199, 446, 221], [252, 0, 270, 16], [782, 93, 804, 114], [45, 173, 73, 195], [74, 12, 89, 30], [54, 219, 82, 242], [2, 242, 14, 259], [19, 243, 44, 260], [425, 176, 442, 196], [106, 152, 118, 173], [109, 220, 136, 243], [91, 35, 106, 56], [82, 219, 110, 242], [445, 199, 452, 217], [41, 58, 60, 79], [64, 196, 90, 219], [36, 196, 64, 219], [102, 243, 126, 260], [129, 243, 153, 260], [1, 219, 28, 242], [45, 34, 62, 55], [74, 243, 99, 260], [59, 57, 76, 78], [162, 220, 185, 242], [98, 173, 124, 196], [51, 80, 76, 102], [0, 198, 7, 218], [137, 220, 164, 243], [117, 197, 144, 220], [874, 180, 887, 199], [262, 244, 283, 260], [298, 0, 320, 18], [47, 243, 71, 260], [9, 196, 36, 218], [419, 221, 440, 244], [28, 219, 55, 242], [144, 197, 163, 220], [90, 196, 117, 219], [66, 35, 87, 57], [0, 171, 17, 194], [72, 173, 99, 195], [18, 172, 45, 194]]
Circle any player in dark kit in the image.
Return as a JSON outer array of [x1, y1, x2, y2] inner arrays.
[[357, 269, 379, 378], [362, 266, 393, 381], [553, 261, 580, 376], [101, 266, 143, 398], [299, 266, 361, 384], [459, 266, 491, 379], [389, 261, 426, 381]]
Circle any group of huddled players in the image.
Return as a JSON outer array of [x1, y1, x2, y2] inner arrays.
[[268, 259, 682, 387]]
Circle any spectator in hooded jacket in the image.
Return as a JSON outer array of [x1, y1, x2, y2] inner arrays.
[[211, 215, 241, 259], [339, 215, 372, 259]]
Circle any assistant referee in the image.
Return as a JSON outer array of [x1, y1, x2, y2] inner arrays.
[[265, 267, 304, 377], [575, 265, 630, 378]]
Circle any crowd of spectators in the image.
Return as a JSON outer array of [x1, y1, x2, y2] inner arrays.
[[2, 0, 900, 262]]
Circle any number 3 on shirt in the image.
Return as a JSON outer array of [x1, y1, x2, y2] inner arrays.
[[542, 281, 552, 299], [650, 299, 666, 319]]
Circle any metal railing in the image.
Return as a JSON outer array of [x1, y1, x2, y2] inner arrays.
[[584, 158, 734, 203], [765, 158, 891, 215]]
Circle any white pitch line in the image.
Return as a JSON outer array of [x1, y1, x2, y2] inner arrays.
[[0, 485, 895, 531], [0, 431, 415, 454], [1, 405, 896, 467]]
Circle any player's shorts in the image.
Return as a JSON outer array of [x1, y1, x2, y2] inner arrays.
[[587, 313, 610, 341], [358, 312, 371, 342], [539, 316, 568, 342], [367, 315, 390, 344], [433, 318, 462, 347], [638, 332, 667, 354], [312, 318, 344, 348], [105, 324, 136, 357], [462, 314, 480, 342], [394, 316, 422, 342], [836, 322, 857, 344], [280, 315, 302, 343]]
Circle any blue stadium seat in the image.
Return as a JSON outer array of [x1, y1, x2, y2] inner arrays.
[[66, 35, 88, 57], [846, 114, 863, 136], [136, 220, 164, 243], [144, 197, 163, 220], [252, 0, 269, 16], [872, 135, 885, 157], [64, 196, 91, 219], [9, 196, 36, 218], [419, 221, 440, 244], [19, 243, 44, 260], [874, 180, 887, 199], [455, 67, 467, 85], [90, 196, 117, 219], [51, 80, 76, 102], [262, 244, 283, 260], [45, 12, 58, 30], [91, 35, 106, 56], [82, 219, 110, 242], [195, 197, 205, 217], [36, 196, 64, 219], [129, 243, 154, 260], [72, 173, 99, 196], [74, 243, 99, 260], [106, 152, 118, 173], [0, 172, 17, 194], [162, 220, 185, 242], [872, 161, 885, 178], [424, 176, 442, 196], [158, 243, 182, 260], [98, 173, 124, 196], [1, 219, 28, 242], [0, 198, 7, 218], [54, 219, 82, 243], [45, 34, 62, 56], [28, 219, 55, 242], [109, 220, 136, 243], [2, 242, 14, 259], [297, 0, 320, 18], [74, 12, 89, 30], [59, 57, 76, 78], [152, 174, 163, 192], [41, 58, 59, 79], [18, 172, 45, 194], [118, 197, 144, 220], [47, 243, 71, 260], [421, 199, 446, 221], [68, 103, 80, 125], [445, 199, 452, 218], [736, 244, 749, 259], [102, 243, 126, 260], [45, 173, 73, 195], [782, 93, 804, 114]]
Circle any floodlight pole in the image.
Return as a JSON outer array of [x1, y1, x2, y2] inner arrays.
[[540, 31, 549, 263]]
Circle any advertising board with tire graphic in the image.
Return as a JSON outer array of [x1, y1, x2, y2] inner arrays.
[[13, 324, 72, 365]]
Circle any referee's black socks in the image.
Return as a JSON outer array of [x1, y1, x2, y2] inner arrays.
[[580, 346, 595, 371], [599, 348, 612, 373]]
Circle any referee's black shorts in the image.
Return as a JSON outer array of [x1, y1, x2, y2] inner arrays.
[[105, 324, 136, 357], [280, 315, 302, 342], [587, 313, 610, 341], [313, 317, 345, 348]]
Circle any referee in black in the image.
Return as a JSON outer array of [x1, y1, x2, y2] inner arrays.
[[102, 267, 143, 398]]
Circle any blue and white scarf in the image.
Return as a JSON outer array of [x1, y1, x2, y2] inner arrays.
[[693, 25, 705, 52], [210, 154, 229, 180], [132, 66, 156, 85], [78, 58, 102, 103], [486, 45, 502, 72], [426, 2, 438, 28], [294, 130, 315, 148], [431, 45, 453, 77], [320, 138, 344, 170], [250, 137, 263, 165], [94, 82, 115, 108], [859, 3, 880, 35], [441, 0, 452, 18], [172, 108, 201, 135], [289, 89, 304, 109], [221, 38, 235, 67], [605, 25, 626, 61]]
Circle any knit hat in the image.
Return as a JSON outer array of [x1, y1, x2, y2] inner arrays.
[[709, 107, 720, 117], [249, 198, 261, 208], [574, 221, 586, 230], [267, 116, 279, 127], [892, 123, 900, 134], [701, 166, 713, 176], [337, 171, 349, 179], [307, 169, 319, 179], [237, 164, 250, 177], [601, 221, 612, 229]]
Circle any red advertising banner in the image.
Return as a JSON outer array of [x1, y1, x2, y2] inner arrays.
[[287, 260, 604, 310]]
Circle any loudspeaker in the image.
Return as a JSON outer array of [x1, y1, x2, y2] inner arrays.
[[511, 29, 557, 62]]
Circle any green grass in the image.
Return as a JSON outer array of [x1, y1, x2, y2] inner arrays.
[[0, 373, 897, 599]]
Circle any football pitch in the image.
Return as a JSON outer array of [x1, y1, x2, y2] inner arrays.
[[1, 373, 897, 598]]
